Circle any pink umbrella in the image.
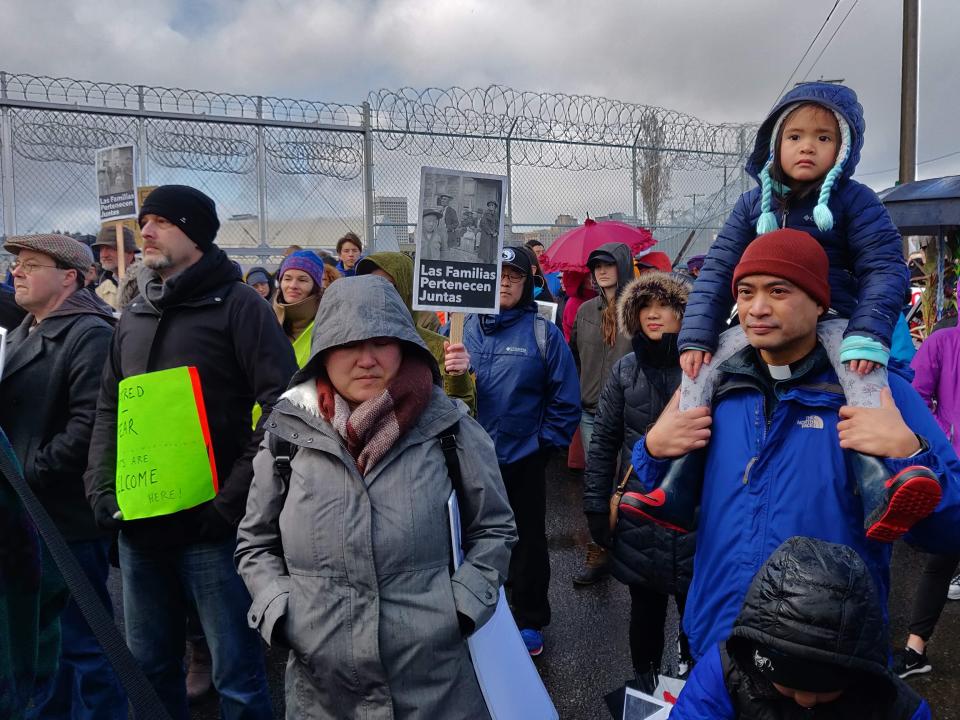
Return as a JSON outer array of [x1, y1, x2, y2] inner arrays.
[[540, 219, 656, 273]]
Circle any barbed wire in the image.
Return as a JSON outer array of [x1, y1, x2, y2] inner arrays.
[[1, 72, 757, 173], [264, 128, 363, 180], [0, 71, 363, 126], [10, 109, 136, 165], [369, 86, 756, 171], [147, 120, 257, 174]]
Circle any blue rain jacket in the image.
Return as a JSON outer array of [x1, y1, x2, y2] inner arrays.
[[464, 304, 580, 465], [630, 348, 960, 661]]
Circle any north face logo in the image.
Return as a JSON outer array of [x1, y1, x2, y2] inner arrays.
[[797, 415, 824, 430]]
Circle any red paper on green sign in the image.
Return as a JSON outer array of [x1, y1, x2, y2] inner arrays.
[[116, 366, 219, 520]]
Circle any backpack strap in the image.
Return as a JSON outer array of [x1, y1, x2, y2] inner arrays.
[[269, 432, 298, 484], [437, 421, 463, 496], [533, 313, 548, 364]]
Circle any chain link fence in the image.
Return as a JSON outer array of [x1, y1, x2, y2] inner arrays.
[[0, 72, 756, 270]]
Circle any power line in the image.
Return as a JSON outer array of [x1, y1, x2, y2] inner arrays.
[[858, 149, 960, 177], [802, 0, 861, 81], [772, 0, 841, 105]]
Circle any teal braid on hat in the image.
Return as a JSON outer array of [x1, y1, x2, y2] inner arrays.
[[754, 103, 851, 236], [755, 103, 799, 236], [812, 116, 852, 232], [756, 162, 779, 235]]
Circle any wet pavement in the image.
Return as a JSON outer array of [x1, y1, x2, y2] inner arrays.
[[109, 451, 960, 718]]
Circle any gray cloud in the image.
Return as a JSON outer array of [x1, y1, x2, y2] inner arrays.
[[1, 0, 956, 194]]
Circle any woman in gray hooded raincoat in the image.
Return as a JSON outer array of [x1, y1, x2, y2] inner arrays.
[[236, 275, 517, 719]]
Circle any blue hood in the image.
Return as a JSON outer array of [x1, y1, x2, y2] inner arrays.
[[746, 82, 865, 183]]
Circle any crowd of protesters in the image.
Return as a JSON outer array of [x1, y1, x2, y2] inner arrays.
[[3, 80, 960, 720]]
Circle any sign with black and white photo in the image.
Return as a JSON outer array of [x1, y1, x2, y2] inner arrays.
[[412, 166, 508, 314], [96, 145, 138, 221]]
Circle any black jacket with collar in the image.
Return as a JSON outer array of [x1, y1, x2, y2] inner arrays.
[[84, 248, 298, 548], [0, 288, 115, 542], [585, 333, 695, 595]]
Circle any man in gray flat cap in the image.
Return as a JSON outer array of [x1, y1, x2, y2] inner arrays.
[[0, 234, 126, 718], [92, 225, 140, 310]]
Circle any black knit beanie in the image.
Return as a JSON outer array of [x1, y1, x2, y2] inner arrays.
[[138, 185, 220, 250]]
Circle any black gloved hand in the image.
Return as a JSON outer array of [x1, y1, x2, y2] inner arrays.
[[197, 503, 234, 541], [586, 512, 611, 547], [92, 493, 123, 532], [457, 611, 476, 638]]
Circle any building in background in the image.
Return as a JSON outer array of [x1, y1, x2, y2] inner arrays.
[[373, 196, 409, 235]]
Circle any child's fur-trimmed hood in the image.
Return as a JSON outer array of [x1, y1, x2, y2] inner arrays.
[[617, 272, 690, 339]]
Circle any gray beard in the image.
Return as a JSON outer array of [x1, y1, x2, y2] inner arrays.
[[142, 253, 173, 271]]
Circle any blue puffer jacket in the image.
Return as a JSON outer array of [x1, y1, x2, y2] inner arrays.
[[464, 304, 580, 465], [630, 346, 960, 661], [679, 82, 908, 354]]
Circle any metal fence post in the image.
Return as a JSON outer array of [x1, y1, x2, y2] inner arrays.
[[361, 101, 375, 252], [255, 96, 268, 249], [136, 85, 148, 185], [738, 128, 747, 194], [505, 118, 518, 236], [936, 230, 945, 322], [0, 72, 16, 238], [632, 126, 644, 224]]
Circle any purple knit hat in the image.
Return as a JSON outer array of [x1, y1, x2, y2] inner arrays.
[[278, 250, 325, 291]]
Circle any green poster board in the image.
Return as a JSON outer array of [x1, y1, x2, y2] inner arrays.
[[116, 366, 218, 520]]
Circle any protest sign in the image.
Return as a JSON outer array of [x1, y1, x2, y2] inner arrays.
[[116, 366, 218, 520], [536, 300, 558, 324], [413, 166, 508, 315], [96, 145, 138, 222], [622, 687, 671, 719], [448, 491, 558, 720], [100, 185, 156, 253]]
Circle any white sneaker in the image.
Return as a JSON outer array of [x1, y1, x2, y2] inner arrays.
[[948, 574, 960, 601]]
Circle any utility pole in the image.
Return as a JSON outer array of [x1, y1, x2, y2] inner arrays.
[[685, 193, 703, 213], [899, 0, 920, 257]]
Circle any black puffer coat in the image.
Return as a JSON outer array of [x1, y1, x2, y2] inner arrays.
[[583, 272, 695, 595], [718, 537, 925, 719]]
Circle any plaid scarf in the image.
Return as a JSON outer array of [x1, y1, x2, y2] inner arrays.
[[316, 353, 433, 475]]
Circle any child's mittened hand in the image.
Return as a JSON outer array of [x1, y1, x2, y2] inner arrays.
[[847, 359, 879, 376], [680, 350, 713, 380]]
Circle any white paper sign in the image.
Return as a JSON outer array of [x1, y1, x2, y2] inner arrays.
[[413, 167, 508, 314], [623, 687, 672, 719], [448, 492, 558, 720], [96, 144, 138, 221], [536, 301, 558, 324]]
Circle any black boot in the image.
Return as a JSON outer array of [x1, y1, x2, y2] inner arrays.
[[618, 452, 704, 534], [633, 664, 660, 696], [572, 542, 611, 586], [852, 452, 942, 543]]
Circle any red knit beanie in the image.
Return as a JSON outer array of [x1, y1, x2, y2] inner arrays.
[[732, 229, 830, 308]]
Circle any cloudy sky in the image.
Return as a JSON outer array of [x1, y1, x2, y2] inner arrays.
[[1, 0, 957, 245]]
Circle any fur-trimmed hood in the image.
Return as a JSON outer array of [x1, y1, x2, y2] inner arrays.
[[617, 272, 690, 339]]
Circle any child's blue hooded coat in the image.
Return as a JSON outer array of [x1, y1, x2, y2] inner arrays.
[[678, 82, 908, 355]]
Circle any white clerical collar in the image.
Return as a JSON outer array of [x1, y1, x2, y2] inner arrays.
[[767, 363, 792, 380]]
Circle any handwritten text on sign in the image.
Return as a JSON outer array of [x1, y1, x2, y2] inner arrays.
[[115, 367, 218, 520]]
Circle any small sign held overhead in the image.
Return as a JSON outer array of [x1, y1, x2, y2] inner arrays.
[[96, 145, 138, 222], [412, 166, 508, 316]]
